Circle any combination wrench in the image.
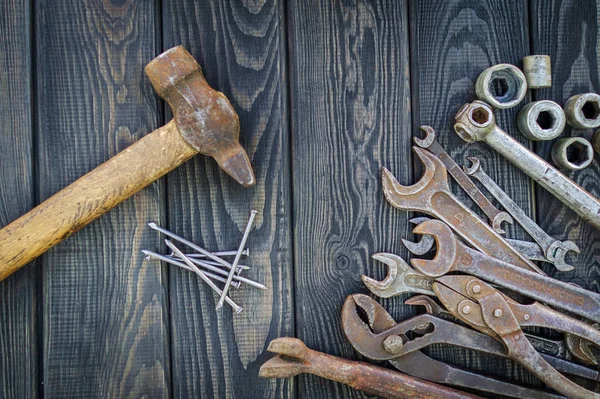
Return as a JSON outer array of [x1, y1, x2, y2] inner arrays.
[[413, 126, 513, 234], [382, 146, 543, 274], [464, 157, 579, 272]]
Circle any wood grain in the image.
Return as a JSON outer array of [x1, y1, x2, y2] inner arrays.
[[36, 0, 170, 397], [0, 2, 38, 397], [409, 0, 547, 393], [530, 0, 600, 392], [289, 1, 413, 397], [162, 1, 294, 398]]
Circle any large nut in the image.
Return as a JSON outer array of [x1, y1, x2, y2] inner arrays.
[[475, 64, 527, 109], [551, 137, 594, 171], [565, 93, 600, 129], [522, 55, 551, 89], [517, 100, 565, 141]]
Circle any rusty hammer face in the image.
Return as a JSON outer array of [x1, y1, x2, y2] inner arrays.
[[0, 46, 255, 281], [146, 46, 255, 187]]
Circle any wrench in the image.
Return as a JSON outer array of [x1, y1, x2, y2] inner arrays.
[[382, 146, 543, 274], [410, 219, 600, 323], [404, 217, 555, 264], [454, 101, 600, 230], [464, 157, 579, 272], [414, 126, 513, 234], [362, 253, 434, 297], [259, 337, 482, 399]]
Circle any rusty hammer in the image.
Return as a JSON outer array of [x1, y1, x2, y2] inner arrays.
[[0, 46, 255, 281]]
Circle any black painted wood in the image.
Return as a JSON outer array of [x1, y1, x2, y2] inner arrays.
[[0, 1, 38, 398], [161, 1, 293, 398], [289, 1, 413, 397], [36, 0, 170, 397]]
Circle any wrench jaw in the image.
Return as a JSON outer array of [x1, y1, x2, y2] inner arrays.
[[259, 338, 310, 378], [381, 147, 448, 211], [454, 101, 496, 143], [411, 220, 458, 277], [549, 241, 579, 272], [362, 253, 434, 298], [463, 156, 482, 176], [491, 212, 513, 236], [413, 125, 436, 148]]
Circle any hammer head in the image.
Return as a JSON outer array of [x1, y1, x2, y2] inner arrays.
[[145, 46, 255, 187]]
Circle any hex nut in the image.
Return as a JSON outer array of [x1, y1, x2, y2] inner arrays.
[[565, 93, 600, 129], [523, 55, 551, 89], [517, 100, 565, 141], [475, 64, 527, 109], [551, 137, 594, 171]]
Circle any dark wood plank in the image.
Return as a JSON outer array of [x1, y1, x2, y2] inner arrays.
[[409, 0, 544, 392], [289, 1, 413, 397], [36, 1, 170, 397], [162, 1, 293, 398], [530, 0, 600, 392], [0, 1, 38, 397]]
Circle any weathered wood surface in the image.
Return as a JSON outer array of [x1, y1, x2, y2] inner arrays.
[[0, 1, 38, 398], [289, 1, 413, 398], [162, 1, 293, 398], [36, 0, 170, 397]]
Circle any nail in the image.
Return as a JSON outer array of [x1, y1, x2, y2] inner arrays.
[[185, 249, 250, 259], [216, 210, 258, 309], [164, 255, 250, 272], [164, 241, 242, 313]]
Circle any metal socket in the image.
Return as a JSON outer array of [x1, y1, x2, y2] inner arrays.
[[475, 64, 527, 109], [517, 100, 565, 141], [522, 55, 551, 88], [565, 93, 600, 129], [551, 137, 594, 171]]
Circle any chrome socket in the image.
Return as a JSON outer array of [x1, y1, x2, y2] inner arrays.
[[475, 64, 527, 109], [523, 55, 551, 89], [517, 100, 565, 141], [565, 93, 600, 129], [551, 137, 594, 171]]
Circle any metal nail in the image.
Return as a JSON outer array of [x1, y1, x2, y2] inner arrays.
[[185, 249, 250, 259], [216, 210, 258, 309]]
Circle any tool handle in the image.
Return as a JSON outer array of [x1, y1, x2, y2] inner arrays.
[[0, 120, 196, 280], [527, 302, 600, 347]]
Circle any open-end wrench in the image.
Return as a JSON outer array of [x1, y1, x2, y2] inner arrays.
[[259, 337, 482, 399], [382, 147, 544, 274], [464, 157, 579, 272], [410, 219, 600, 323], [414, 126, 513, 234], [454, 101, 600, 230], [404, 217, 553, 263]]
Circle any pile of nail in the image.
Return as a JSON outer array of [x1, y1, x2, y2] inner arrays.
[[143, 210, 265, 314]]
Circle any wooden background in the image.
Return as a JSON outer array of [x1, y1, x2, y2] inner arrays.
[[0, 0, 599, 397]]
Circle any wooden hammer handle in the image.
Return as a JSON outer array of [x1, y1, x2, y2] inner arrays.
[[0, 120, 195, 280]]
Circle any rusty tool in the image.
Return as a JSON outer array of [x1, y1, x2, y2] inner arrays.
[[407, 294, 598, 367], [259, 337, 482, 399], [413, 126, 513, 234], [342, 294, 569, 399], [408, 219, 600, 323], [0, 46, 255, 281], [404, 217, 574, 268], [382, 147, 543, 274], [434, 276, 600, 399], [454, 100, 600, 230], [464, 157, 579, 271]]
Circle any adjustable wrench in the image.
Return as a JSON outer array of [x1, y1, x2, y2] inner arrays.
[[413, 126, 513, 234], [454, 101, 600, 230], [464, 157, 579, 272], [404, 217, 556, 264], [382, 147, 543, 274]]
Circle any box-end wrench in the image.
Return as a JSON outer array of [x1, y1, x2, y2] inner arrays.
[[382, 147, 544, 274], [413, 126, 513, 234], [464, 157, 579, 272], [454, 101, 600, 230], [404, 217, 568, 266]]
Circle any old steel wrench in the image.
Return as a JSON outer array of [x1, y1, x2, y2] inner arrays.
[[404, 217, 557, 264], [413, 126, 513, 234], [434, 276, 600, 399], [454, 101, 600, 230], [382, 147, 543, 274], [411, 219, 600, 323], [259, 337, 482, 399], [464, 157, 579, 272], [342, 294, 569, 399]]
